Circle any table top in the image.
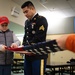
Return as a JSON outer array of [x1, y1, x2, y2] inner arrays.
[[46, 62, 75, 68]]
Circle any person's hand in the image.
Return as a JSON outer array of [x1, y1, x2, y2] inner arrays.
[[10, 43, 18, 48], [1, 45, 7, 52]]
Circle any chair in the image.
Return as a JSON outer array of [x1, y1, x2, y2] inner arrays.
[[12, 53, 24, 73]]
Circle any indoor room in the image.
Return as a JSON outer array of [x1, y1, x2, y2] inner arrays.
[[0, 0, 75, 75]]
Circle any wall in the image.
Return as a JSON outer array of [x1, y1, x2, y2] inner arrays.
[[0, 0, 26, 26], [47, 17, 74, 34], [8, 21, 24, 34]]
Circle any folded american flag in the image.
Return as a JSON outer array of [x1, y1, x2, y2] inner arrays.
[[23, 40, 63, 55]]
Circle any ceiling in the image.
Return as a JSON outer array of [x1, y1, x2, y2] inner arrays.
[[12, 0, 75, 18]]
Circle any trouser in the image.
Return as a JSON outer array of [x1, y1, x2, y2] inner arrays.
[[24, 59, 47, 75], [0, 65, 11, 75]]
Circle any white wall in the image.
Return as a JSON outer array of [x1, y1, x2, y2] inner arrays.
[[0, 0, 26, 26], [40, 11, 74, 34], [47, 17, 74, 34]]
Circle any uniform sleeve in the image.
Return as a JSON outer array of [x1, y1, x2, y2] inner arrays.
[[30, 17, 48, 44]]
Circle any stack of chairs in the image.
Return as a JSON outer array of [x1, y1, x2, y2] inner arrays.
[[12, 53, 24, 73]]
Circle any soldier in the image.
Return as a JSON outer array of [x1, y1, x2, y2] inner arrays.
[[21, 1, 48, 75]]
